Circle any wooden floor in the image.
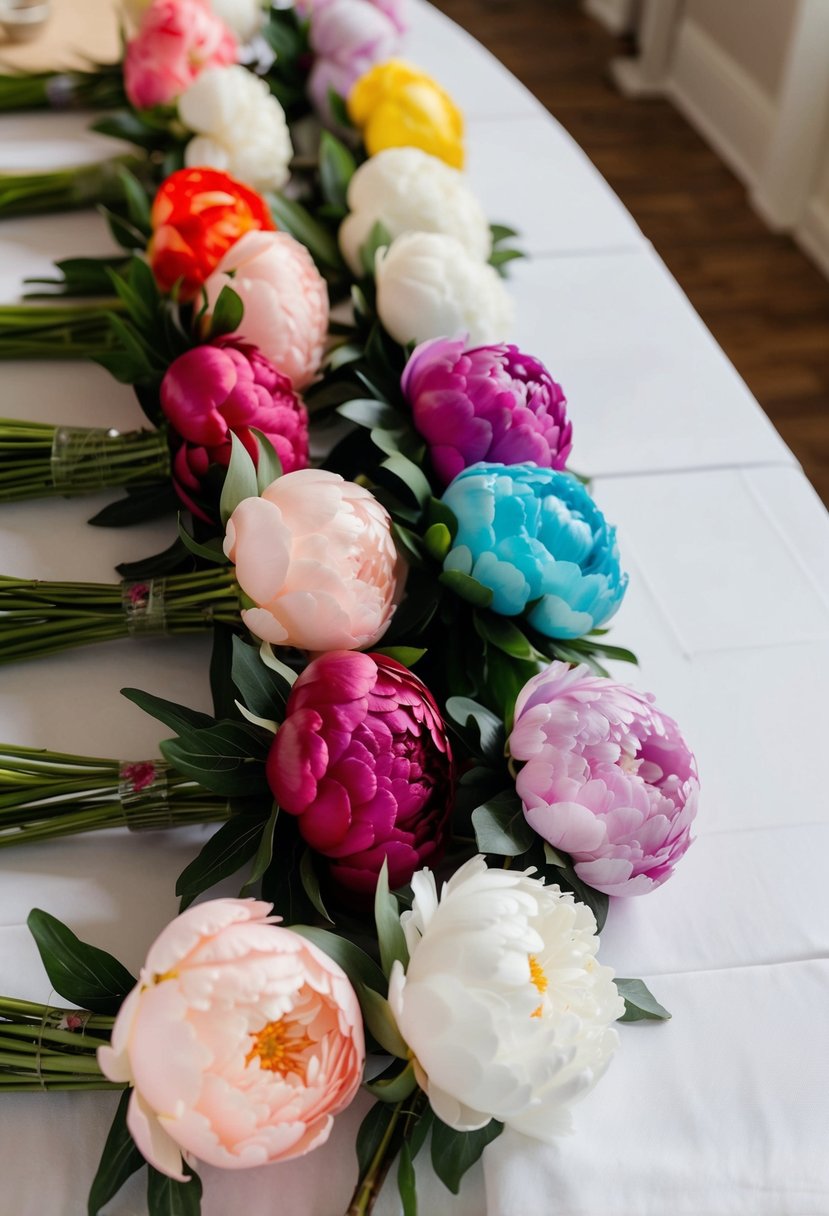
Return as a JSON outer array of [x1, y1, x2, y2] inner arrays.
[[434, 0, 829, 505]]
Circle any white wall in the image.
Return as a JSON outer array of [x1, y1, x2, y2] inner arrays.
[[685, 0, 798, 100]]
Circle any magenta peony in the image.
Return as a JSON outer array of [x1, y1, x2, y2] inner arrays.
[[223, 469, 404, 651], [98, 898, 364, 1178], [509, 662, 698, 896], [123, 0, 237, 111], [268, 651, 453, 894], [203, 231, 330, 390], [402, 337, 573, 487], [161, 341, 309, 520]]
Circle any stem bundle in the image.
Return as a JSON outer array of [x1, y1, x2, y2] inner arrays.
[[0, 998, 116, 1092], [0, 155, 142, 221], [0, 65, 125, 113], [0, 303, 121, 360]]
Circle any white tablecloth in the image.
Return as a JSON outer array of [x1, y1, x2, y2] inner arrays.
[[1, 3, 828, 1213]]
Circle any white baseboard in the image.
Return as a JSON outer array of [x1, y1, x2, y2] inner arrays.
[[666, 18, 774, 190], [796, 197, 829, 281], [583, 0, 636, 36]]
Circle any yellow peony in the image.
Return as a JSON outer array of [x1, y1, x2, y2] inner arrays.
[[347, 59, 465, 169]]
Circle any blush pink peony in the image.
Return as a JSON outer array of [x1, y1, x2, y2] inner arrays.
[[223, 469, 404, 652], [509, 662, 698, 896], [203, 231, 330, 390], [268, 650, 453, 895], [123, 0, 237, 111], [97, 898, 364, 1179]]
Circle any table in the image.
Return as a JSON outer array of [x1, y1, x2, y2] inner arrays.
[[1, 3, 827, 1213]]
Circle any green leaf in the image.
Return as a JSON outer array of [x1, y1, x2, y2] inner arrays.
[[175, 816, 265, 910], [291, 926, 386, 994], [209, 622, 239, 721], [265, 192, 343, 271], [207, 284, 244, 340], [474, 613, 534, 660], [360, 985, 410, 1059], [88, 1090, 145, 1216], [176, 517, 230, 565], [423, 523, 452, 563], [543, 842, 568, 868], [147, 1165, 202, 1216], [490, 248, 525, 274], [439, 569, 493, 609], [87, 482, 178, 528], [616, 978, 671, 1023], [374, 859, 409, 979], [472, 790, 534, 856], [376, 452, 431, 511], [430, 1118, 503, 1195], [397, 1141, 417, 1216], [239, 804, 278, 897], [259, 642, 299, 687], [366, 1059, 417, 1104], [299, 849, 334, 923], [541, 853, 610, 932], [121, 688, 215, 737], [373, 646, 426, 668], [356, 1103, 394, 1177], [490, 223, 520, 244], [445, 696, 504, 764], [250, 428, 282, 493], [327, 87, 352, 130], [408, 1109, 434, 1161], [161, 722, 268, 797], [360, 220, 393, 278], [319, 129, 357, 211], [27, 910, 136, 1015], [116, 167, 152, 235], [219, 432, 259, 525], [231, 634, 291, 719], [337, 398, 402, 431], [425, 496, 458, 539]]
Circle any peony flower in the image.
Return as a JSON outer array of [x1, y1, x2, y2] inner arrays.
[[442, 462, 627, 639], [202, 230, 330, 390], [123, 0, 237, 111], [402, 337, 572, 487], [509, 662, 698, 896], [375, 232, 513, 348], [97, 898, 364, 1178], [348, 59, 464, 168], [388, 857, 623, 1139], [178, 65, 293, 194], [147, 167, 275, 298], [223, 469, 404, 651], [295, 0, 407, 34], [268, 651, 453, 895], [125, 0, 263, 40], [160, 341, 309, 520], [306, 0, 403, 124], [338, 148, 491, 278]]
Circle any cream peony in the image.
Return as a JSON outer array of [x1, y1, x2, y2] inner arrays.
[[338, 147, 492, 278], [375, 232, 513, 347], [179, 65, 293, 194], [223, 468, 405, 651], [98, 898, 364, 1179], [202, 230, 330, 389], [388, 857, 624, 1140]]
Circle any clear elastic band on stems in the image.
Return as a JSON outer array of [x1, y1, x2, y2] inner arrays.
[[50, 426, 123, 491], [119, 760, 172, 831], [121, 579, 167, 636], [44, 75, 76, 110]]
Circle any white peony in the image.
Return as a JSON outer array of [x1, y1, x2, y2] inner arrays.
[[388, 856, 624, 1140], [338, 147, 492, 278], [123, 0, 263, 40], [179, 65, 293, 194], [375, 232, 513, 348]]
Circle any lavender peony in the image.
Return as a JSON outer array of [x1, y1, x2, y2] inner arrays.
[[509, 662, 698, 896], [402, 337, 573, 486], [268, 651, 453, 895]]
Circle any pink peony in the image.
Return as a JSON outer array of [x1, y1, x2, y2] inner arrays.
[[97, 898, 364, 1179], [509, 662, 698, 896], [223, 468, 404, 651], [402, 337, 573, 487], [268, 651, 453, 895], [203, 231, 330, 390], [161, 341, 309, 521], [306, 0, 403, 122], [123, 0, 237, 111]]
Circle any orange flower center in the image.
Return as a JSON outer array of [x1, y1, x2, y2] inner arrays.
[[529, 954, 548, 1019], [245, 1018, 315, 1077]]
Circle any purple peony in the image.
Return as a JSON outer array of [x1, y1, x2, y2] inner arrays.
[[160, 340, 309, 521], [401, 336, 573, 487], [267, 650, 453, 895], [509, 662, 698, 897]]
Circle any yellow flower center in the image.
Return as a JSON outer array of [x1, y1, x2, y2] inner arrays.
[[245, 1018, 314, 1077], [529, 954, 548, 1019]]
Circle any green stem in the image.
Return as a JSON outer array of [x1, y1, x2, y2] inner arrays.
[[0, 154, 145, 220], [347, 1091, 430, 1216], [0, 303, 123, 361], [0, 64, 125, 113]]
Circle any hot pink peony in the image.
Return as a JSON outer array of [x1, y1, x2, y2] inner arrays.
[[97, 898, 364, 1179], [402, 337, 573, 487], [123, 0, 237, 111], [223, 469, 404, 651], [509, 662, 698, 896], [161, 341, 309, 521], [203, 231, 330, 390], [268, 651, 453, 894]]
